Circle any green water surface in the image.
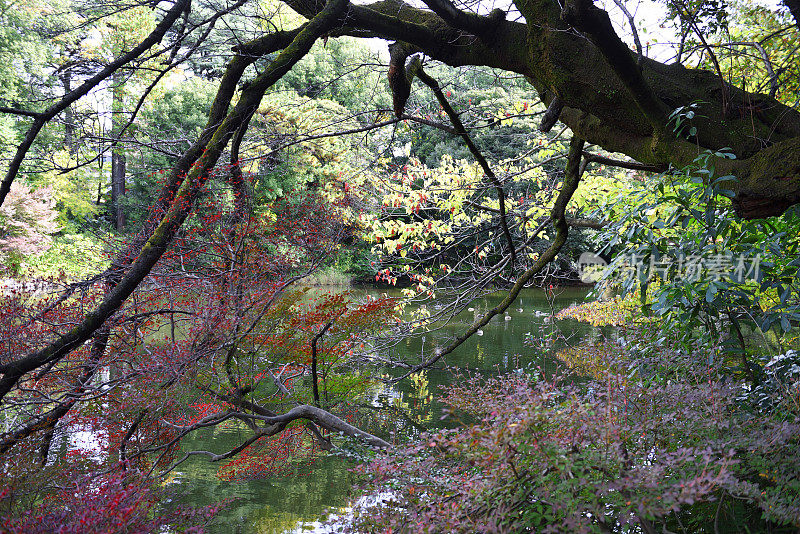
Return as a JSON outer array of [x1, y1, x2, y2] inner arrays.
[[173, 286, 597, 533]]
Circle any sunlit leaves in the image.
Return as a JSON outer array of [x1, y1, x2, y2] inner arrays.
[[0, 181, 59, 274], [556, 297, 642, 327]]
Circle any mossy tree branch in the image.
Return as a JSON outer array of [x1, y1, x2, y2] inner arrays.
[[0, 0, 347, 402], [560, 0, 670, 132], [283, 0, 800, 218]]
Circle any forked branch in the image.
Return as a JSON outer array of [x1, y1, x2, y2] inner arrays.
[[394, 136, 586, 381]]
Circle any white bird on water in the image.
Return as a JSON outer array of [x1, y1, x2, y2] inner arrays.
[[504, 314, 512, 321], [476, 329, 484, 336]]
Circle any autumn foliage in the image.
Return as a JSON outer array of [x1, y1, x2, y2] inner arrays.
[[348, 297, 800, 533], [0, 168, 395, 529], [0, 182, 58, 274]]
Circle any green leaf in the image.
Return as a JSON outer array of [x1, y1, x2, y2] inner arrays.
[[705, 284, 718, 303]]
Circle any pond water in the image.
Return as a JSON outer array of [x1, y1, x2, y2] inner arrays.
[[172, 286, 598, 533]]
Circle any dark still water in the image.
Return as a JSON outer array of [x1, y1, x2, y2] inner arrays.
[[172, 286, 597, 533]]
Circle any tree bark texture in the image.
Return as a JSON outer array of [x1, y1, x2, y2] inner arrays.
[[283, 0, 800, 219], [111, 70, 127, 231]]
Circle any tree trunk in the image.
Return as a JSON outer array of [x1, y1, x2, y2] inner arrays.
[[111, 70, 126, 231], [62, 71, 76, 155], [111, 152, 126, 231]]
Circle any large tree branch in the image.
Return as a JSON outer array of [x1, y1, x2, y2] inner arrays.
[[0, 0, 191, 207], [0, 0, 348, 402], [731, 136, 800, 218], [286, 0, 530, 73], [419, 0, 506, 40], [560, 0, 669, 131], [170, 404, 390, 466], [0, 106, 41, 118]]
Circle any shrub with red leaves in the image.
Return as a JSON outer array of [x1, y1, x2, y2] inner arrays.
[[0, 471, 219, 534], [349, 365, 800, 533]]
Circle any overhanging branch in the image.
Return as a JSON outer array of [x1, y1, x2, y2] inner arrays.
[[394, 136, 586, 380], [410, 59, 518, 266], [560, 0, 669, 131]]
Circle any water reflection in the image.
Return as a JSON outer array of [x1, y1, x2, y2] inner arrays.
[[175, 286, 595, 533]]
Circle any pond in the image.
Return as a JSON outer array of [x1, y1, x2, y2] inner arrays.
[[172, 286, 598, 533]]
